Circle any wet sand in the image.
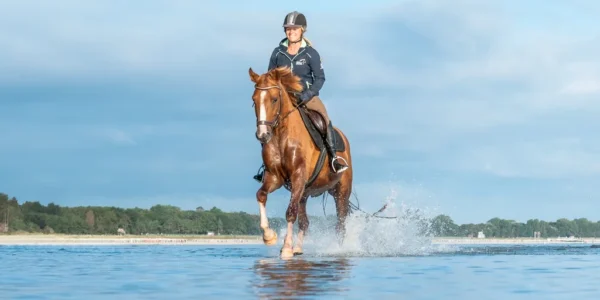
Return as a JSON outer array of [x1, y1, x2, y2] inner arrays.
[[1, 234, 598, 245]]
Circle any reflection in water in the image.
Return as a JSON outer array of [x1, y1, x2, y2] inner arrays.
[[251, 257, 353, 299]]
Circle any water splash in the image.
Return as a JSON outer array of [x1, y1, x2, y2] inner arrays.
[[277, 183, 458, 257]]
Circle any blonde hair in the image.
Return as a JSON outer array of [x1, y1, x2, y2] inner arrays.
[[301, 27, 313, 46], [303, 36, 313, 47]]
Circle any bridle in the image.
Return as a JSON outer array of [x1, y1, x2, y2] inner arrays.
[[253, 83, 299, 130]]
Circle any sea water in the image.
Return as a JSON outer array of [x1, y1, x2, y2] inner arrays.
[[2, 192, 599, 299], [1, 243, 599, 299]]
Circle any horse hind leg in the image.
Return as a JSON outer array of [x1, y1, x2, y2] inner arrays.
[[329, 171, 352, 246], [332, 129, 352, 245], [293, 196, 309, 256]]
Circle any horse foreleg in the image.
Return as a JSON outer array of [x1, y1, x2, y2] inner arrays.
[[293, 196, 309, 255], [256, 170, 282, 246], [281, 169, 306, 259]]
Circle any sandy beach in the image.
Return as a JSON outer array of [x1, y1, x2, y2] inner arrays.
[[0, 234, 264, 245], [433, 237, 600, 245], [1, 234, 599, 246]]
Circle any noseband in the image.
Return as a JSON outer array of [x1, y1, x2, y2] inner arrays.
[[254, 84, 298, 130]]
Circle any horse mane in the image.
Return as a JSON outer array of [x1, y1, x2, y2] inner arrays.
[[267, 66, 304, 94]]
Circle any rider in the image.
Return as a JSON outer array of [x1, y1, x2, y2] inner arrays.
[[253, 11, 349, 183]]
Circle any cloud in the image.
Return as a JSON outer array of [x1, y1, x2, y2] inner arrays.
[[561, 79, 600, 95], [99, 128, 136, 145], [320, 1, 600, 181], [2, 0, 600, 224], [0, 1, 287, 85], [449, 138, 600, 179]]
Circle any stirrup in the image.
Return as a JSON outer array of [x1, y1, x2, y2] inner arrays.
[[253, 165, 265, 183], [331, 156, 349, 173]]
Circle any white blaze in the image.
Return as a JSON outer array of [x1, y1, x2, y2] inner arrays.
[[257, 90, 268, 136]]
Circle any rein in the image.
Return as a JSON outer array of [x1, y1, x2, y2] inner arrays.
[[322, 190, 399, 220], [254, 84, 299, 130]]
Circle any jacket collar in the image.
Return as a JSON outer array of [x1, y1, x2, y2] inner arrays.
[[279, 38, 308, 49]]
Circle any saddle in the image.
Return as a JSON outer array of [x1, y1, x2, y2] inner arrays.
[[296, 106, 346, 189], [298, 108, 346, 153]]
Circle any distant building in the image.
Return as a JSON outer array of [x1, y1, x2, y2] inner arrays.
[[477, 231, 485, 238], [207, 231, 215, 236]]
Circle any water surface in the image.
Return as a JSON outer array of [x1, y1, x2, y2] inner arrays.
[[1, 243, 599, 299]]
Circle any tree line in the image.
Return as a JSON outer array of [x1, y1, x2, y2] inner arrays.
[[2, 192, 600, 237], [430, 214, 600, 238]]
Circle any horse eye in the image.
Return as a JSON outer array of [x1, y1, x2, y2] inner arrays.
[[272, 98, 278, 103]]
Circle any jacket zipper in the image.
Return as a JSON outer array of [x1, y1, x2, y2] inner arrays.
[[278, 48, 306, 72]]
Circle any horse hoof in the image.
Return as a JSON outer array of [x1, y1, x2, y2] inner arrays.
[[280, 247, 294, 259], [263, 229, 277, 246], [293, 246, 303, 256]]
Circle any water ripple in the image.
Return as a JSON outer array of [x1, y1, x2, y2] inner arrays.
[[1, 244, 599, 299]]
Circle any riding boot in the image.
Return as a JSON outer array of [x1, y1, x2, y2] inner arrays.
[[253, 164, 265, 183], [325, 121, 349, 173]]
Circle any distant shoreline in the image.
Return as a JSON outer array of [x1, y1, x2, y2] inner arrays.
[[1, 234, 599, 246], [0, 234, 264, 245], [433, 237, 600, 245]]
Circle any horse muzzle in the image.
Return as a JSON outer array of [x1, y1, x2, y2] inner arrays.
[[256, 126, 272, 144]]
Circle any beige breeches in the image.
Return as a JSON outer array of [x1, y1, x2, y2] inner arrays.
[[304, 96, 330, 125]]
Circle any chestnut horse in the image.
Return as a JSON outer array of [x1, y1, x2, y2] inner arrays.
[[248, 66, 353, 259]]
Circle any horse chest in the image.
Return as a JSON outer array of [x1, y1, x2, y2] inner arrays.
[[262, 141, 301, 181], [262, 144, 283, 170]]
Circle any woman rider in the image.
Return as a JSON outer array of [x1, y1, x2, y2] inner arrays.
[[254, 11, 349, 183]]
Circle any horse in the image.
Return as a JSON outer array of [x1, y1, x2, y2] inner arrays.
[[248, 66, 353, 259]]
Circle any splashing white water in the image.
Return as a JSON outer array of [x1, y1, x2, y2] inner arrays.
[[275, 183, 458, 257]]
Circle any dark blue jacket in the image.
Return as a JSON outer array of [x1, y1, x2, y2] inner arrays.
[[268, 38, 325, 96]]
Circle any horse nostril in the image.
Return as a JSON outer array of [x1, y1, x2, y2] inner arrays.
[[256, 131, 268, 140]]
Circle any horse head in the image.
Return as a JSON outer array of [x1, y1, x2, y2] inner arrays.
[[248, 66, 303, 144]]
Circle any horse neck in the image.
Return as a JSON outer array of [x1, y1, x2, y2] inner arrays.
[[275, 90, 301, 132]]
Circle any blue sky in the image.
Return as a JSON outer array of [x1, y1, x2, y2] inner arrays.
[[1, 0, 599, 224]]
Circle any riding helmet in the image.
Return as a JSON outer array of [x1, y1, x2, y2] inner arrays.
[[282, 11, 307, 31]]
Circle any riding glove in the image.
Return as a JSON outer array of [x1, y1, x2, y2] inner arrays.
[[297, 90, 314, 106]]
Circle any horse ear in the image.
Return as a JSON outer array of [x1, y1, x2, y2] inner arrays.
[[249, 68, 260, 83]]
